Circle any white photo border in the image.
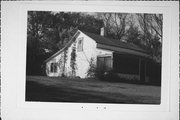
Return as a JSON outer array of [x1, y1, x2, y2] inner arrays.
[[1, 1, 179, 120]]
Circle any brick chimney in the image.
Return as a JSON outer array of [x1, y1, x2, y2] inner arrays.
[[100, 27, 106, 36]]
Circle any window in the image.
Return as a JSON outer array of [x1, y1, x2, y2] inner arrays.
[[77, 37, 83, 52], [50, 63, 57, 73], [97, 56, 112, 72]]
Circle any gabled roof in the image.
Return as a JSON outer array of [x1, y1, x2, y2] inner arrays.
[[83, 32, 147, 54], [44, 30, 80, 63], [45, 30, 149, 63]]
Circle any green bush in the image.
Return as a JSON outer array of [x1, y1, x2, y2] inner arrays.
[[86, 58, 97, 78]]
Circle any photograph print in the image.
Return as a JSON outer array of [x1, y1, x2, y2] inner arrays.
[[26, 11, 162, 104]]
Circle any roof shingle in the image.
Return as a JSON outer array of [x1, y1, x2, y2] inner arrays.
[[83, 32, 147, 53]]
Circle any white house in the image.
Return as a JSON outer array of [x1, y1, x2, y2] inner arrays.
[[44, 29, 153, 82]]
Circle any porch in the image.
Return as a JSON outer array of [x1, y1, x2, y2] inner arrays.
[[96, 52, 161, 85]]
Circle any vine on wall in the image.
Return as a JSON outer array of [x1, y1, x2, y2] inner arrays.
[[70, 42, 77, 77], [62, 48, 68, 77]]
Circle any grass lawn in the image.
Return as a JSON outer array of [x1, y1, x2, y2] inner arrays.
[[26, 76, 161, 104]]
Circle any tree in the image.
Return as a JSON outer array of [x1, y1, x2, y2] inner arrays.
[[99, 13, 128, 40], [27, 11, 104, 75], [126, 23, 142, 46], [54, 12, 103, 49], [78, 14, 104, 34], [27, 11, 58, 75], [147, 14, 162, 39], [136, 13, 163, 63]]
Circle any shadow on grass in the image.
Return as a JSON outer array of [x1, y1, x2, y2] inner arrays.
[[26, 81, 153, 104]]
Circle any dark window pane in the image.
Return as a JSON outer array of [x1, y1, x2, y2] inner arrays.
[[97, 56, 112, 72], [77, 37, 83, 52]]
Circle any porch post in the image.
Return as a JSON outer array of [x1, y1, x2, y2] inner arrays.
[[111, 54, 113, 71], [139, 58, 146, 83], [144, 61, 147, 83], [138, 58, 141, 81]]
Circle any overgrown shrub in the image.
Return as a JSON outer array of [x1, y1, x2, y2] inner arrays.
[[101, 70, 119, 82], [100, 71, 141, 83], [86, 58, 97, 78]]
